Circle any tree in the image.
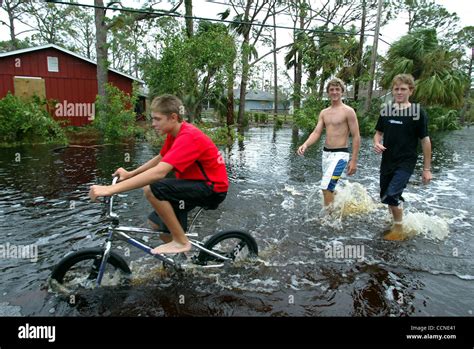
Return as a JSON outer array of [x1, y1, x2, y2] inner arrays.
[[0, 38, 32, 53], [228, 0, 281, 127], [109, 14, 147, 77], [364, 0, 383, 112], [0, 0, 30, 50], [214, 7, 237, 126], [272, 5, 278, 118], [353, 0, 367, 102], [184, 0, 193, 38], [41, 0, 112, 105], [92, 0, 182, 114], [142, 22, 236, 123], [402, 0, 459, 37], [284, 0, 316, 136], [455, 26, 474, 124], [322, 0, 393, 104], [94, 0, 109, 107], [381, 29, 468, 108], [23, 1, 76, 45], [181, 0, 200, 122], [350, 0, 391, 101], [315, 26, 359, 97], [66, 6, 96, 59], [284, 0, 393, 121]]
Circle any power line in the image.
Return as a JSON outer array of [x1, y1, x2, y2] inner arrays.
[[45, 0, 389, 43], [206, 0, 382, 23], [205, 0, 327, 23]]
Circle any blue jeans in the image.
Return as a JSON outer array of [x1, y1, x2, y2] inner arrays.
[[380, 169, 412, 206]]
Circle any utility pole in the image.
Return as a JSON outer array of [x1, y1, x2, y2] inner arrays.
[[273, 9, 278, 119], [364, 0, 383, 113], [94, 0, 108, 104], [184, 0, 193, 38], [354, 0, 366, 102]]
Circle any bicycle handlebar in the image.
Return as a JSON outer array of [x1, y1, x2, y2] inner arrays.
[[108, 175, 120, 220]]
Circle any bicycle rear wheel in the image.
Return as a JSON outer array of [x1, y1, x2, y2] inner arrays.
[[51, 248, 131, 291], [196, 230, 258, 266]]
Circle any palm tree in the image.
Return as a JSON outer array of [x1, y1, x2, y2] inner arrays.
[[285, 26, 358, 98], [381, 29, 468, 108]]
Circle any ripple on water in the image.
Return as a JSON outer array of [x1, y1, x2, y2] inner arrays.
[[1, 128, 473, 316]]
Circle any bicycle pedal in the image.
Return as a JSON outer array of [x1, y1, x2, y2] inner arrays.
[[172, 253, 188, 263]]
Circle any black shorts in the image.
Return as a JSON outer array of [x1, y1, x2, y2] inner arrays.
[[147, 178, 226, 233], [380, 169, 412, 206]]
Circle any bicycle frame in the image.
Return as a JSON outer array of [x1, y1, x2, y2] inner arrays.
[[95, 177, 231, 286]]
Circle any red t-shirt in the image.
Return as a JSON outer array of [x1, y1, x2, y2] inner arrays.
[[160, 122, 229, 193]]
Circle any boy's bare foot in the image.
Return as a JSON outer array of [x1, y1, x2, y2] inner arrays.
[[320, 204, 335, 216], [151, 241, 191, 255], [383, 223, 408, 241]]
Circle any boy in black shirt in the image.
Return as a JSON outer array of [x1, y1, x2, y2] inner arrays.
[[373, 74, 432, 240]]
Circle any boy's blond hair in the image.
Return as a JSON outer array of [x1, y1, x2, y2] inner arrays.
[[150, 94, 184, 122], [392, 74, 415, 90], [326, 78, 346, 93]]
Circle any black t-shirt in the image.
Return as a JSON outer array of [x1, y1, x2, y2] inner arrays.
[[375, 103, 429, 175]]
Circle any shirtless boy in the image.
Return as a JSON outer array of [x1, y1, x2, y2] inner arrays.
[[297, 78, 360, 207]]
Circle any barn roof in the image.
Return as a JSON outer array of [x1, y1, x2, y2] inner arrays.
[[0, 44, 145, 84]]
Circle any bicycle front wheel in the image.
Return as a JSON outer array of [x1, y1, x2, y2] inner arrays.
[[196, 230, 258, 266], [51, 248, 131, 291]]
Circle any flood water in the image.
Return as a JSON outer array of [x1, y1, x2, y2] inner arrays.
[[0, 126, 473, 317]]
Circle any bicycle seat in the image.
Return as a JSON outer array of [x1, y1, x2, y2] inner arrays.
[[202, 202, 219, 210], [202, 192, 227, 210]]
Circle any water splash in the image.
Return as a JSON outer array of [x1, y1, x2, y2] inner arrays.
[[305, 181, 378, 229], [402, 211, 450, 240], [332, 181, 378, 217]]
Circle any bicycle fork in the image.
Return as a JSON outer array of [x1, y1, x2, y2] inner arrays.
[[95, 226, 115, 287], [96, 241, 112, 287]]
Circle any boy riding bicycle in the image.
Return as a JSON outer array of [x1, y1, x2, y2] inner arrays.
[[89, 94, 228, 254]]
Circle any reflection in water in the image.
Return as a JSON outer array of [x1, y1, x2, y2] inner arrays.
[[0, 127, 473, 316]]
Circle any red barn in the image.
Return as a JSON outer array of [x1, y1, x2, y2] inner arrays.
[[0, 44, 145, 127]]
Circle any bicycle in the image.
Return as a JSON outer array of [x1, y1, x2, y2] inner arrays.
[[50, 176, 258, 290]]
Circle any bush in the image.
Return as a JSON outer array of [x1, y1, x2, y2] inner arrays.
[[144, 126, 165, 147], [425, 106, 460, 132], [199, 124, 236, 145], [0, 93, 66, 145], [293, 95, 328, 133], [357, 98, 383, 136], [358, 116, 377, 136], [94, 84, 139, 142], [465, 96, 474, 124], [241, 111, 252, 124], [274, 116, 283, 129], [242, 112, 250, 127]]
